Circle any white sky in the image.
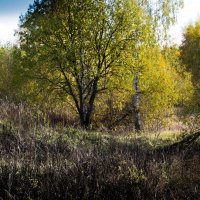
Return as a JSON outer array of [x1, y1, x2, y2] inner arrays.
[[0, 0, 200, 45], [0, 0, 33, 44], [169, 0, 200, 45], [0, 14, 19, 44]]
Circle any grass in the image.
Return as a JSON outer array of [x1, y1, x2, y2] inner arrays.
[[0, 100, 199, 199]]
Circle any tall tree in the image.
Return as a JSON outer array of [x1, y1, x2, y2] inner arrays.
[[16, 0, 183, 127], [16, 0, 152, 127]]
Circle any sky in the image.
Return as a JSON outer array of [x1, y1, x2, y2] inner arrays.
[[169, 0, 200, 44], [0, 0, 200, 45], [0, 0, 33, 44]]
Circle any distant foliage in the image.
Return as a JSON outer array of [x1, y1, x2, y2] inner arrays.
[[181, 20, 200, 85], [0, 46, 13, 97], [180, 19, 200, 112]]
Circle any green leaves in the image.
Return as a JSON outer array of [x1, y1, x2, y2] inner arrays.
[[12, 0, 186, 127], [181, 20, 200, 85], [179, 20, 200, 112], [0, 46, 13, 97]]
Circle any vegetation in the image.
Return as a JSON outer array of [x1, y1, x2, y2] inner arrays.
[[0, 45, 12, 97], [0, 100, 199, 199], [0, 0, 200, 199], [180, 20, 200, 113], [11, 0, 186, 128]]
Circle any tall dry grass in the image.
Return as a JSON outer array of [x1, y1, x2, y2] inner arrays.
[[0, 99, 199, 199]]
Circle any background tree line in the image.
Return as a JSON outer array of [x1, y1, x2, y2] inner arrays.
[[0, 0, 198, 130]]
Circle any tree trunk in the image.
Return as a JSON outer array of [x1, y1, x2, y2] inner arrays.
[[79, 83, 97, 128], [133, 72, 141, 132], [79, 106, 91, 128]]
